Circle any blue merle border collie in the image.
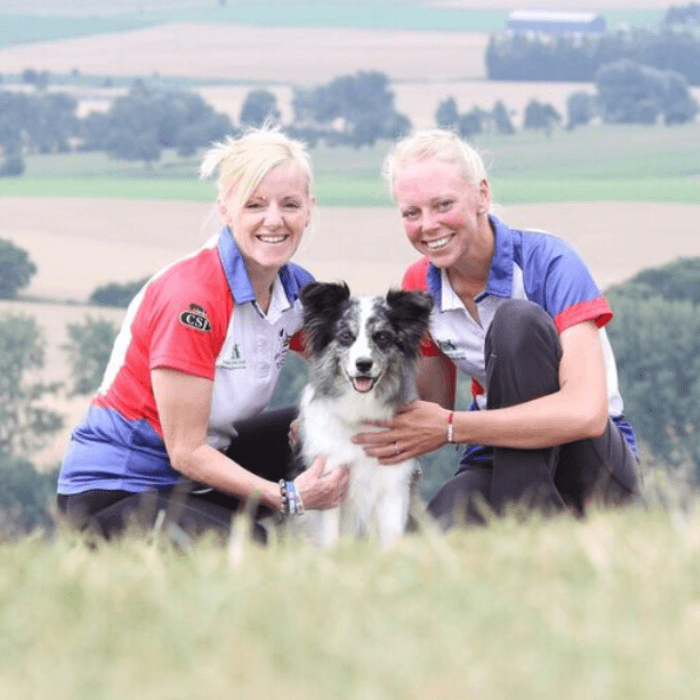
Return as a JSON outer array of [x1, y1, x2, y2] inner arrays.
[[295, 281, 434, 548]]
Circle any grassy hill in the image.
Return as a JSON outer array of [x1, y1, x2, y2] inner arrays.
[[1, 503, 698, 699]]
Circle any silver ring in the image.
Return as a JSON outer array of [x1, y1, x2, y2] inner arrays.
[[393, 442, 400, 456]]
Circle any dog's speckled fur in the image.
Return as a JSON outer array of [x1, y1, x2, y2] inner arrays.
[[295, 282, 433, 548]]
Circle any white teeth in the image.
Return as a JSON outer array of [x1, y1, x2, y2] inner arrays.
[[260, 236, 286, 244], [426, 236, 450, 250]]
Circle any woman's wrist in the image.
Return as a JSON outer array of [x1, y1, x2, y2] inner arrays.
[[445, 409, 455, 444], [279, 478, 305, 516]]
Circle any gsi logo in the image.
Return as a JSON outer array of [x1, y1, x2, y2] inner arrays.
[[179, 304, 212, 332]]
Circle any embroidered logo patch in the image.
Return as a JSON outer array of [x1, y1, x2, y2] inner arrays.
[[437, 339, 457, 353], [437, 338, 466, 361], [179, 304, 212, 332]]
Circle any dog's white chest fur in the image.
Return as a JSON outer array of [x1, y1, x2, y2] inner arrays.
[[299, 387, 416, 548]]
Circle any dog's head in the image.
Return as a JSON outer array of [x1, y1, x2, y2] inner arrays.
[[300, 281, 434, 396]]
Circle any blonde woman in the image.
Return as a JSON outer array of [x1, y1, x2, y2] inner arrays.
[[58, 127, 349, 541], [355, 129, 641, 528]]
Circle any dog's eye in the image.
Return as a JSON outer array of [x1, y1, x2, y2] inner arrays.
[[373, 331, 394, 349], [337, 329, 355, 346]]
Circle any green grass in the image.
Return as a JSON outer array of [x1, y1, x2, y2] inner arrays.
[[0, 2, 666, 49], [1, 504, 699, 699], [0, 14, 157, 49], [2, 124, 700, 205]]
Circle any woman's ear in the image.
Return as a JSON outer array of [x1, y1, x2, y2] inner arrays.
[[216, 198, 230, 224], [305, 195, 317, 228], [477, 179, 491, 214]]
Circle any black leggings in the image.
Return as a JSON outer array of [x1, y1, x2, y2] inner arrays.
[[56, 407, 298, 543], [427, 299, 642, 529]]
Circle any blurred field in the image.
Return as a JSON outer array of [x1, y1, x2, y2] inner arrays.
[[1, 505, 699, 699], [0, 23, 488, 83]]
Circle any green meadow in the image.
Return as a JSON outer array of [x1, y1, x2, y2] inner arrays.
[[1, 504, 699, 699], [0, 2, 665, 49], [2, 124, 699, 205]]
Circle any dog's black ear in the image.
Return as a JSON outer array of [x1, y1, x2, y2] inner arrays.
[[300, 281, 351, 355], [385, 289, 434, 358]]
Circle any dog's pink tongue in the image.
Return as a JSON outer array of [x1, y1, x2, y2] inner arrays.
[[353, 377, 373, 393]]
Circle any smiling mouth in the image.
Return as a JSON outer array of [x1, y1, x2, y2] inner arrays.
[[425, 235, 451, 250], [349, 375, 378, 393], [258, 235, 288, 244]]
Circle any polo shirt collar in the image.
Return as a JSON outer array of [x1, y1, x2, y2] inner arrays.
[[427, 213, 516, 310], [216, 226, 302, 306]]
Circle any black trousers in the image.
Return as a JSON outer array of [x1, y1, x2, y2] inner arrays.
[[427, 299, 642, 529], [56, 407, 298, 542]]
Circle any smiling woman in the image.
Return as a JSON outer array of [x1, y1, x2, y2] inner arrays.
[[55, 125, 349, 543], [354, 128, 643, 528]]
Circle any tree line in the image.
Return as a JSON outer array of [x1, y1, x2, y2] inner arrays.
[[438, 56, 698, 139], [0, 70, 411, 173], [486, 27, 700, 86]]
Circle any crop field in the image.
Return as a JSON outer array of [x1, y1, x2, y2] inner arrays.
[[2, 123, 699, 205]]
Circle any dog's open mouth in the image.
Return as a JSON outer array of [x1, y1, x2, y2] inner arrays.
[[351, 376, 377, 393]]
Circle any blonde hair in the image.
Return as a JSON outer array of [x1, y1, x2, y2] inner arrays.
[[382, 129, 488, 199], [200, 125, 314, 211]]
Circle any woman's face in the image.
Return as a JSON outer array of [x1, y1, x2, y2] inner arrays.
[[392, 157, 491, 270], [218, 160, 314, 274]]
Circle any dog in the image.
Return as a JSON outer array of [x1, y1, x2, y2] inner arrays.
[[292, 281, 434, 548]]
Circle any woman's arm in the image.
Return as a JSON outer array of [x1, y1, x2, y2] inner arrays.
[[152, 368, 349, 510], [355, 320, 608, 463], [415, 352, 456, 409]]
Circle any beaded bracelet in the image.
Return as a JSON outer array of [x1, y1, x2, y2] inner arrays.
[[446, 410, 455, 444], [279, 479, 305, 516]]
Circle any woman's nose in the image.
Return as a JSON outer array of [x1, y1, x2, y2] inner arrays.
[[421, 211, 439, 232], [263, 203, 283, 226]]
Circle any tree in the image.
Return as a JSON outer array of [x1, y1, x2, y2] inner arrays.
[[435, 97, 459, 130], [594, 59, 697, 125], [96, 83, 233, 167], [290, 71, 411, 148], [566, 91, 595, 129], [239, 90, 281, 128], [0, 314, 62, 532], [491, 100, 515, 135], [0, 239, 37, 299], [62, 317, 118, 396], [605, 257, 700, 480], [0, 153, 24, 177], [0, 314, 63, 457], [0, 450, 58, 533], [523, 99, 562, 134], [458, 107, 485, 139], [660, 71, 699, 125], [88, 276, 149, 308]]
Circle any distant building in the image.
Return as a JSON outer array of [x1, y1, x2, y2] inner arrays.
[[506, 10, 607, 35]]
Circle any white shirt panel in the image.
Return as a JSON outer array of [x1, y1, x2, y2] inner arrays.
[[207, 276, 303, 450]]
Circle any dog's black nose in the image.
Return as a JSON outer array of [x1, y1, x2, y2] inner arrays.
[[355, 357, 373, 374]]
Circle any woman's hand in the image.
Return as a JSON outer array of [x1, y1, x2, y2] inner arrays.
[[295, 455, 351, 510], [352, 400, 451, 464], [288, 418, 300, 448]]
